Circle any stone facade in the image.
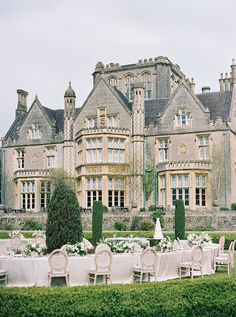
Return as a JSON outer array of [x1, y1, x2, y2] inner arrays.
[[1, 56, 236, 218]]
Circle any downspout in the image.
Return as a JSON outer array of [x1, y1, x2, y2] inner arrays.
[[1, 149, 5, 206], [143, 136, 146, 210], [154, 164, 157, 207], [223, 131, 227, 208]]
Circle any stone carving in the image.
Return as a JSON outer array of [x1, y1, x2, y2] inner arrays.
[[86, 166, 102, 174], [108, 165, 128, 174]]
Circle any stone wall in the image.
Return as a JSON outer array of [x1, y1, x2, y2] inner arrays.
[[0, 210, 236, 231]]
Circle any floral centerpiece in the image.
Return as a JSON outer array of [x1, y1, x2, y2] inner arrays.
[[187, 233, 212, 247], [158, 236, 173, 252], [9, 230, 23, 238], [105, 237, 149, 254], [24, 242, 46, 257], [65, 240, 93, 256]]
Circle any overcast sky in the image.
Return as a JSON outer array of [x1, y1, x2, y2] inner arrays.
[[1, 0, 236, 137]]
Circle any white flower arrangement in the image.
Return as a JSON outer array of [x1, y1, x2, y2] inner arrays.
[[24, 242, 46, 257], [187, 233, 212, 247], [32, 230, 45, 238], [158, 236, 173, 253], [106, 239, 149, 254], [65, 241, 90, 256], [9, 230, 23, 238]]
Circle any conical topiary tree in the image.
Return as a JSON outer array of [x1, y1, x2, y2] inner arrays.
[[92, 201, 104, 246], [46, 180, 83, 253], [175, 199, 185, 240]]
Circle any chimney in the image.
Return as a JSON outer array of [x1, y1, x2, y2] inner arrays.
[[189, 78, 195, 93], [219, 73, 224, 91], [16, 89, 28, 119], [231, 58, 236, 88], [202, 86, 211, 93], [224, 73, 230, 91]]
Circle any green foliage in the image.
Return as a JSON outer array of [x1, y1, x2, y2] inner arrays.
[[130, 216, 141, 231], [151, 211, 164, 227], [190, 225, 215, 232], [113, 219, 127, 231], [220, 207, 230, 211], [175, 199, 185, 239], [139, 220, 154, 231], [46, 180, 83, 253], [92, 201, 104, 246], [0, 276, 236, 316], [139, 207, 146, 212], [231, 203, 236, 210], [22, 219, 44, 231]]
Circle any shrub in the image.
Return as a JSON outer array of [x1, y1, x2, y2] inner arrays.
[[130, 216, 141, 231], [46, 180, 83, 253], [22, 219, 44, 231], [114, 219, 127, 231], [151, 211, 164, 227], [140, 220, 154, 231], [92, 201, 104, 246], [175, 199, 185, 239], [220, 207, 230, 211], [139, 207, 146, 212], [0, 277, 236, 316], [231, 203, 236, 210]]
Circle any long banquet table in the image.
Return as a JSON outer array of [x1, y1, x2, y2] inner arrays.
[[1, 244, 219, 287]]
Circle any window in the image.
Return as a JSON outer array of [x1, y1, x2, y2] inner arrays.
[[86, 177, 102, 208], [159, 139, 168, 162], [198, 136, 209, 159], [171, 175, 189, 206], [87, 117, 97, 128], [124, 75, 134, 101], [46, 148, 55, 168], [108, 177, 125, 207], [21, 181, 35, 210], [159, 175, 166, 206], [142, 73, 152, 99], [16, 149, 25, 169], [108, 138, 125, 163], [28, 123, 42, 140], [108, 77, 117, 87], [86, 138, 103, 163], [107, 115, 119, 128], [40, 181, 52, 210], [195, 175, 206, 207], [175, 109, 191, 127]]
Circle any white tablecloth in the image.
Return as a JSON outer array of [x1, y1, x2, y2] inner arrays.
[[1, 244, 219, 287]]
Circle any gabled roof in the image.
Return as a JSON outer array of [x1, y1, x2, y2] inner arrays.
[[145, 99, 169, 125], [4, 114, 26, 140], [197, 91, 232, 121]]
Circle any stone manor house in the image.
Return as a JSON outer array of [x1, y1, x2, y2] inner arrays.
[[1, 56, 236, 213]]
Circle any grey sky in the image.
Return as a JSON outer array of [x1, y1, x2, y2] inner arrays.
[[1, 0, 236, 137]]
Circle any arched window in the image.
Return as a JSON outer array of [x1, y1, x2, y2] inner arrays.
[[124, 75, 134, 101], [108, 77, 117, 87], [142, 73, 152, 99]]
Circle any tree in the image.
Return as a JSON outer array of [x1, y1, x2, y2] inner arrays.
[[92, 201, 104, 246], [46, 179, 83, 253], [175, 199, 185, 240]]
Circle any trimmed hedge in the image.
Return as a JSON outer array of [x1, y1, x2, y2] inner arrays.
[[92, 201, 104, 246], [0, 276, 236, 316], [175, 199, 185, 239]]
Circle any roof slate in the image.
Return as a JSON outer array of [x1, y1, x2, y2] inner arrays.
[[197, 91, 232, 121], [145, 99, 169, 125]]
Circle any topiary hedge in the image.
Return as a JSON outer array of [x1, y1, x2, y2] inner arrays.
[[0, 276, 236, 316], [92, 201, 104, 246], [175, 199, 185, 240]]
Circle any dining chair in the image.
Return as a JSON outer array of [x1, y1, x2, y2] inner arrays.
[[0, 259, 7, 286], [8, 234, 22, 253], [34, 234, 46, 248], [48, 249, 70, 286], [88, 245, 112, 285], [132, 247, 157, 283], [218, 236, 225, 255], [179, 245, 203, 279], [214, 241, 233, 275]]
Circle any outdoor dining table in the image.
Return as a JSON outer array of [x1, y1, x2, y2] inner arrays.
[[1, 244, 219, 287]]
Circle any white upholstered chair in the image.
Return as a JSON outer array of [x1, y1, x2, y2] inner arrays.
[[218, 236, 225, 255], [0, 260, 7, 285], [88, 244, 112, 285], [179, 245, 203, 279], [132, 247, 157, 283], [48, 249, 70, 286], [34, 234, 46, 248], [8, 234, 22, 252], [214, 241, 233, 275]]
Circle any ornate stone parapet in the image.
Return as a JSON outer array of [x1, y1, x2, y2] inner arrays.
[[158, 160, 212, 172]]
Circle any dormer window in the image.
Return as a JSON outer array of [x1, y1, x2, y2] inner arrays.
[[107, 115, 119, 128], [28, 123, 42, 140], [175, 109, 191, 127], [87, 117, 97, 128]]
